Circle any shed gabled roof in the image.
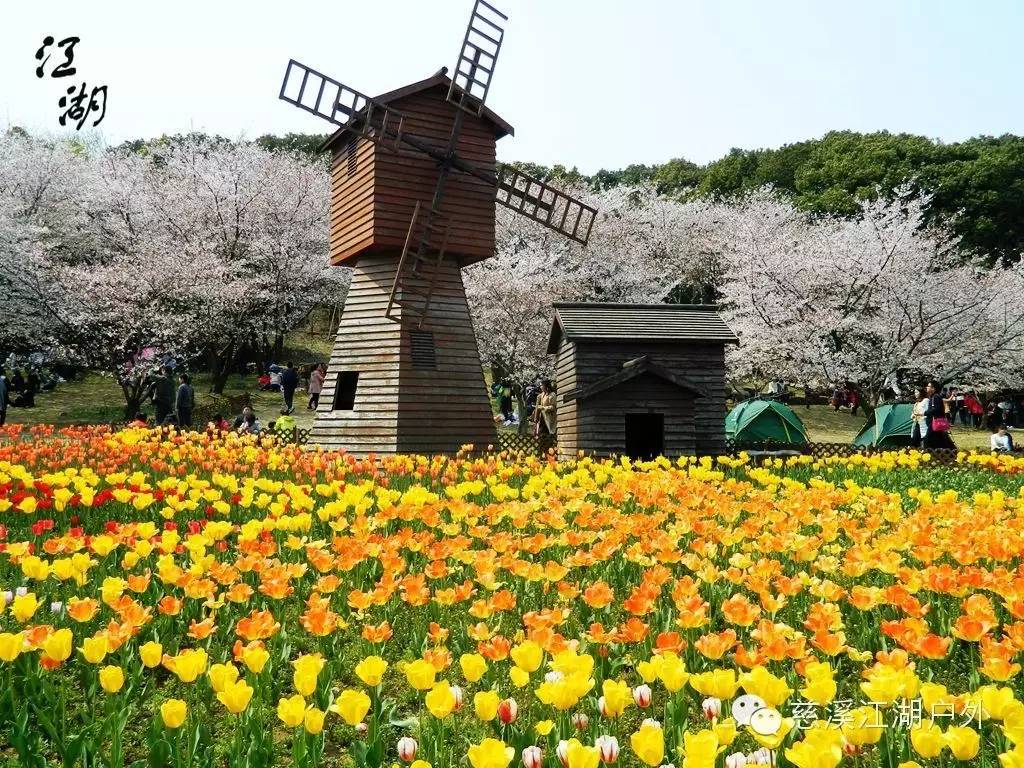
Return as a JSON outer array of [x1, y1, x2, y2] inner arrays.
[[546, 303, 739, 354], [321, 68, 514, 152], [563, 355, 708, 403]]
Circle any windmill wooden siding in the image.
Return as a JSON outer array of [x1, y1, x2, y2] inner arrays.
[[308, 71, 513, 456], [311, 254, 496, 454], [325, 78, 505, 266], [548, 304, 738, 460]]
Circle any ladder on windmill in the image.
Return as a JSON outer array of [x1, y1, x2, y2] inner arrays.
[[385, 201, 452, 327]]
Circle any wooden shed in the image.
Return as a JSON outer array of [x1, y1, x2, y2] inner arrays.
[[547, 303, 739, 459]]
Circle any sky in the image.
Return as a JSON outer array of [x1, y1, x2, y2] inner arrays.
[[2, 0, 1022, 173]]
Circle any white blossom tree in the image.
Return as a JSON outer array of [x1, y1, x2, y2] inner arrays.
[[0, 132, 337, 416], [716, 189, 1024, 402]]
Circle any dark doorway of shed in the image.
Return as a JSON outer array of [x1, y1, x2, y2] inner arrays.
[[625, 413, 664, 460]]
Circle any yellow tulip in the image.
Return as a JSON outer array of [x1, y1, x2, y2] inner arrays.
[[467, 738, 514, 768], [945, 726, 980, 761], [601, 679, 632, 717], [509, 640, 543, 673], [740, 666, 793, 708], [460, 653, 488, 683], [333, 688, 371, 726], [425, 682, 457, 719], [801, 674, 837, 706], [509, 666, 529, 688], [981, 686, 1019, 720], [355, 656, 388, 687], [277, 694, 307, 728], [656, 652, 689, 693], [910, 720, 946, 759], [292, 653, 325, 678], [99, 665, 125, 694], [169, 648, 208, 683], [841, 706, 884, 746], [139, 641, 163, 668], [208, 663, 240, 693], [241, 644, 270, 674], [689, 669, 739, 700], [12, 593, 39, 623], [999, 748, 1024, 768], [0, 632, 23, 662], [403, 659, 437, 691], [43, 628, 73, 662], [630, 723, 665, 767], [217, 679, 254, 714], [636, 659, 658, 683], [535, 720, 554, 736], [294, 668, 318, 697], [160, 699, 188, 729], [474, 690, 500, 721], [79, 635, 108, 664], [566, 739, 600, 768], [785, 737, 842, 768], [712, 717, 737, 746], [304, 708, 325, 735]]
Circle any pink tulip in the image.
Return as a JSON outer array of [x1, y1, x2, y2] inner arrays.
[[522, 746, 543, 768], [596, 735, 619, 764], [397, 737, 417, 762], [633, 684, 652, 708], [498, 697, 518, 724], [702, 697, 722, 720]]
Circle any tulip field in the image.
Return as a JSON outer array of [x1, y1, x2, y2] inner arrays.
[[3, 426, 1024, 768]]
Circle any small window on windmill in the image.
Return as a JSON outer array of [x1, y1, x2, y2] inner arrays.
[[345, 139, 358, 178], [332, 372, 358, 410], [409, 331, 437, 371]]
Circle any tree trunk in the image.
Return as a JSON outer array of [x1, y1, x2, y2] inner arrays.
[[516, 392, 530, 435], [208, 338, 239, 395], [120, 378, 146, 422]]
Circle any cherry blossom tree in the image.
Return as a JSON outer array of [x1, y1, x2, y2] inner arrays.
[[0, 132, 337, 416], [716, 190, 1024, 402]]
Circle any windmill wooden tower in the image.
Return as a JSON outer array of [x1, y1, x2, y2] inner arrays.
[[279, 0, 596, 455]]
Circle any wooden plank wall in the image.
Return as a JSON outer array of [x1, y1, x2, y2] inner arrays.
[[555, 341, 728, 457], [371, 86, 496, 263], [554, 339, 579, 460], [309, 253, 495, 455], [578, 377, 696, 458], [329, 137, 376, 264], [395, 259, 496, 454], [310, 254, 401, 453]]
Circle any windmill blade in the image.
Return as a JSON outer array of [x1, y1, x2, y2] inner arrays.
[[495, 165, 598, 246], [279, 59, 406, 149], [447, 0, 507, 116]]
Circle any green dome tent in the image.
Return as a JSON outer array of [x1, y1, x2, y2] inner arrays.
[[725, 398, 809, 445], [853, 402, 915, 448]]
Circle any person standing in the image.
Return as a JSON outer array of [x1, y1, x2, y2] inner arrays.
[[307, 364, 325, 410], [281, 362, 299, 415], [964, 391, 984, 429], [176, 373, 195, 428], [533, 380, 556, 437], [0, 369, 7, 427], [149, 366, 176, 425], [910, 388, 928, 448], [924, 381, 953, 448]]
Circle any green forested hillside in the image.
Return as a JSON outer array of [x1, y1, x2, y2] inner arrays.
[[260, 130, 1024, 264]]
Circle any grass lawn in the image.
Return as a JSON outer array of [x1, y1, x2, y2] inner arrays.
[[792, 400, 992, 451], [5, 358, 994, 452], [4, 332, 335, 430]]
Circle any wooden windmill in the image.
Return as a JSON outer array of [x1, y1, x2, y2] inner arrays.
[[279, 0, 597, 455]]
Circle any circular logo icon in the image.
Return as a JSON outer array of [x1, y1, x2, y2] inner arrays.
[[749, 706, 783, 736]]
